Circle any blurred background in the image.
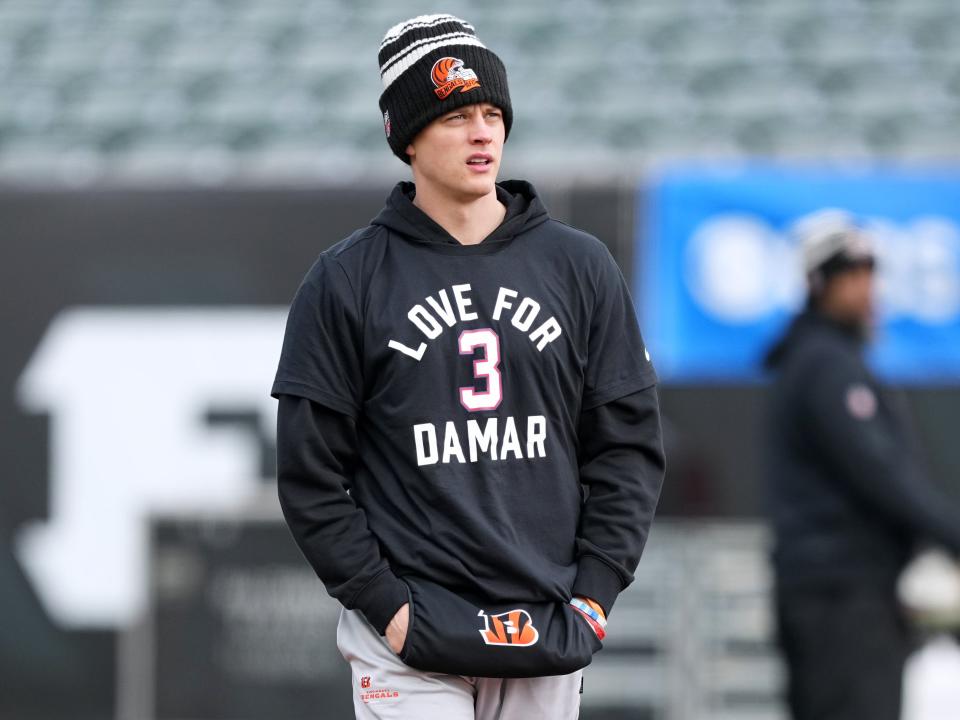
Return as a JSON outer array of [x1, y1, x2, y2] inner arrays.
[[2, 0, 960, 718]]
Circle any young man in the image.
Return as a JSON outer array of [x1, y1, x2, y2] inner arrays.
[[272, 15, 665, 719], [763, 210, 960, 720]]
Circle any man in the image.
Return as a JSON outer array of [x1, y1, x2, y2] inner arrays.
[[763, 209, 960, 720], [271, 14, 665, 720]]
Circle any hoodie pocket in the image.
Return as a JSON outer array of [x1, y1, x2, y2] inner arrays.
[[398, 576, 601, 678], [397, 580, 416, 658]]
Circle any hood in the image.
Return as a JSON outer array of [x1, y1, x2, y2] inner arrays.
[[763, 308, 865, 371], [370, 179, 549, 247]]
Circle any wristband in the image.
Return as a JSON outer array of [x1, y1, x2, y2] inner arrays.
[[571, 604, 606, 640], [569, 597, 606, 627], [569, 598, 607, 640], [582, 597, 607, 622]]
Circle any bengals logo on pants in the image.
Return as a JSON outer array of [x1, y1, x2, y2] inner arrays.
[[431, 57, 481, 100], [478, 609, 540, 647]]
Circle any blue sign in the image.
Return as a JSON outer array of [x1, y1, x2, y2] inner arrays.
[[638, 166, 960, 383]]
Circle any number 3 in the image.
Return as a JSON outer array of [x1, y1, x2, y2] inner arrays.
[[458, 328, 502, 411]]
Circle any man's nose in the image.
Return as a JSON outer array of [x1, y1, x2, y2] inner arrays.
[[469, 116, 492, 144]]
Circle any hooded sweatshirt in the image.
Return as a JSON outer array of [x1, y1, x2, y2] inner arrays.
[[763, 309, 960, 587], [272, 180, 665, 634]]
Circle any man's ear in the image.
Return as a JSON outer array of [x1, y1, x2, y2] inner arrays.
[[405, 143, 415, 161]]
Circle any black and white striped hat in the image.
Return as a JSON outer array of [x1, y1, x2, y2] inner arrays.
[[378, 14, 513, 163]]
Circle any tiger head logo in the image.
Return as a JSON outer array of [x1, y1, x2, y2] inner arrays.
[[478, 608, 540, 647], [431, 57, 481, 100]]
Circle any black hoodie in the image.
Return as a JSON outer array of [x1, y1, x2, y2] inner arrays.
[[763, 310, 960, 587], [272, 180, 665, 637]]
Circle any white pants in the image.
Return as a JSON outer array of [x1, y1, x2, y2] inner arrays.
[[336, 607, 583, 720]]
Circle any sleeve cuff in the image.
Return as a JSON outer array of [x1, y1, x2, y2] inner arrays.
[[582, 370, 658, 411], [349, 568, 410, 636], [271, 379, 360, 419], [572, 555, 625, 617]]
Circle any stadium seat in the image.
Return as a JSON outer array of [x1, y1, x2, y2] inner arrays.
[[1, 0, 959, 181]]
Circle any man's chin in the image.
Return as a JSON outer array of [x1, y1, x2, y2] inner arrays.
[[452, 175, 498, 201]]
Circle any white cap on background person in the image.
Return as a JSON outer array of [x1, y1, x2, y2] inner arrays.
[[792, 208, 876, 296]]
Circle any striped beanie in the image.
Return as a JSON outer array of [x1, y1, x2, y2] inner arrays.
[[378, 14, 513, 163]]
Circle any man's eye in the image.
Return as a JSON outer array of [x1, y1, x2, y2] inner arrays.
[[448, 113, 465, 121], [486, 111, 501, 118]]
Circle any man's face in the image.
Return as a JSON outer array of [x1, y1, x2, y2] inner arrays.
[[823, 264, 876, 328], [405, 102, 505, 202]]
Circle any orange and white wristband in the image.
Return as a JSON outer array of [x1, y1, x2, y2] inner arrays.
[[569, 597, 607, 640]]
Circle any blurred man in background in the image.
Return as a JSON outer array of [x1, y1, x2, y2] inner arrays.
[[763, 210, 960, 720]]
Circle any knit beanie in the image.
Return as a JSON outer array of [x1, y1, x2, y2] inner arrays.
[[378, 14, 513, 163]]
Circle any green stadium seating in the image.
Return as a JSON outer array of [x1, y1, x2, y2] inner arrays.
[[1, 0, 959, 182]]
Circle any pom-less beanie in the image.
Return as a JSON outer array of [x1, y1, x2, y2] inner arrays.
[[378, 14, 513, 163]]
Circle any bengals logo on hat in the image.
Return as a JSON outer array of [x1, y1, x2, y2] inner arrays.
[[431, 57, 481, 100], [478, 608, 539, 647]]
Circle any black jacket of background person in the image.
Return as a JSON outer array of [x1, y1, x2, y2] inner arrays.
[[272, 180, 666, 636], [763, 310, 960, 587]]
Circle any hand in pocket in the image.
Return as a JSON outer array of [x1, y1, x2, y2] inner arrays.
[[399, 577, 601, 677], [386, 603, 409, 654], [569, 596, 606, 640]]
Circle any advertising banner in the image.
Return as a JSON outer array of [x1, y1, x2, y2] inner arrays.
[[639, 166, 960, 382]]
